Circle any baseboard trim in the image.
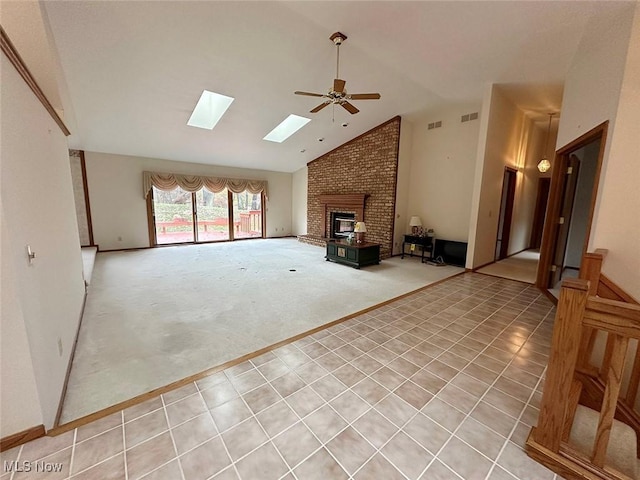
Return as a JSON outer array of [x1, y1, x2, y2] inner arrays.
[[0, 425, 45, 452], [48, 270, 466, 436], [53, 290, 88, 428]]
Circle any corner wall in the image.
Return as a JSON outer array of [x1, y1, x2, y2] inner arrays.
[[291, 166, 308, 236], [1, 53, 86, 432], [84, 152, 294, 250]]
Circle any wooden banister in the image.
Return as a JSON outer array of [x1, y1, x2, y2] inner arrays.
[[527, 256, 640, 480], [533, 278, 589, 452], [592, 334, 629, 468]]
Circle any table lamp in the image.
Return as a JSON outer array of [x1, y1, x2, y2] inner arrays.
[[354, 222, 367, 243], [409, 216, 422, 235]]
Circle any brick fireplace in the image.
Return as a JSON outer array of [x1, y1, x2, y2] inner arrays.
[[299, 117, 401, 258]]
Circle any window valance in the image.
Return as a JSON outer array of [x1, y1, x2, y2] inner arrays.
[[143, 171, 268, 199]]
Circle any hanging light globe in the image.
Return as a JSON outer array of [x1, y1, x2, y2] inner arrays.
[[537, 157, 551, 173]]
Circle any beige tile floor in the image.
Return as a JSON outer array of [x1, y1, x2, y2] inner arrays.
[[1, 273, 563, 480]]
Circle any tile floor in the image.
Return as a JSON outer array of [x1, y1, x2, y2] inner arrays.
[[1, 273, 564, 480]]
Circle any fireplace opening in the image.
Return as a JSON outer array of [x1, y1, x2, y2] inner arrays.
[[331, 212, 355, 239]]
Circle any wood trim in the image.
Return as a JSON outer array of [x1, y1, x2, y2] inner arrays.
[[307, 116, 401, 166], [79, 151, 96, 247], [0, 27, 70, 136], [599, 274, 639, 304], [534, 279, 588, 452], [591, 334, 629, 468], [0, 425, 45, 453], [318, 194, 368, 238], [261, 191, 267, 239], [536, 121, 608, 290], [227, 189, 235, 241], [53, 291, 89, 428], [625, 347, 640, 406], [146, 190, 157, 247], [48, 270, 465, 435]]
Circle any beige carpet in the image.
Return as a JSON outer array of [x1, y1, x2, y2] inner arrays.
[[61, 238, 463, 423], [477, 250, 540, 284]]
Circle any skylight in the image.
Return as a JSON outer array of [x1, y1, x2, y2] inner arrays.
[[187, 90, 234, 130], [263, 114, 311, 143]]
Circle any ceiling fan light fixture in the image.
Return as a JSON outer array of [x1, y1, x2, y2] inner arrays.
[[294, 32, 380, 115]]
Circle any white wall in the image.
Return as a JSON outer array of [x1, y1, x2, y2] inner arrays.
[[468, 87, 528, 268], [85, 152, 294, 250], [558, 3, 639, 299], [405, 105, 481, 245], [291, 166, 307, 236], [1, 54, 86, 432], [0, 200, 43, 436], [392, 119, 413, 255]]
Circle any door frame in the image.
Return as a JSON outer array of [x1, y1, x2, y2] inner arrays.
[[147, 188, 267, 246], [495, 167, 518, 260], [536, 121, 608, 289], [529, 177, 551, 249]]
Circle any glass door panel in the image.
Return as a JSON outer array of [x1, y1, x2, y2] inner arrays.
[[153, 186, 194, 244], [232, 190, 262, 239], [195, 187, 229, 242]]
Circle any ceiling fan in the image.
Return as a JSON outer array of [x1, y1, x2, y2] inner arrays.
[[295, 32, 381, 115]]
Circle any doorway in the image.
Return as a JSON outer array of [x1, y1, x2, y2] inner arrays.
[[529, 177, 551, 249], [495, 167, 518, 261], [536, 122, 607, 290]]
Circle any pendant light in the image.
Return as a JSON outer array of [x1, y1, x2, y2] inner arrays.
[[537, 113, 555, 173]]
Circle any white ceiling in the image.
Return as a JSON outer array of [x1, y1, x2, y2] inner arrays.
[[36, 1, 632, 173]]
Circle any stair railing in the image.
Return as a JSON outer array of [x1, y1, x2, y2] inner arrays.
[[527, 275, 640, 480]]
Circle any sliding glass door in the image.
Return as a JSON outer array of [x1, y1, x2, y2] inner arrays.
[[232, 190, 262, 239], [150, 186, 263, 245], [195, 187, 229, 242], [153, 186, 195, 244]]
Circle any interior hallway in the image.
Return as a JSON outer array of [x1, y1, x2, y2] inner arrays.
[[1, 273, 561, 480], [476, 250, 540, 285]]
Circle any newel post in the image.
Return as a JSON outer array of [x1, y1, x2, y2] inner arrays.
[[534, 278, 589, 452]]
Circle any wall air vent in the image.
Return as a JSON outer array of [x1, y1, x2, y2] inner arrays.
[[435, 121, 442, 128], [428, 121, 443, 130], [461, 112, 479, 123]]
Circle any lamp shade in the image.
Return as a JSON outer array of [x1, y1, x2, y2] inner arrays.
[[354, 222, 367, 233], [409, 216, 422, 227]]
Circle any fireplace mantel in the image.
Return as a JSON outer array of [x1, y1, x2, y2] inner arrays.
[[318, 194, 368, 238]]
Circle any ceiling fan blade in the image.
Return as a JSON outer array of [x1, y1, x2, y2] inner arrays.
[[349, 93, 381, 100], [341, 101, 359, 114], [295, 91, 325, 97], [333, 79, 346, 94], [310, 102, 330, 113]]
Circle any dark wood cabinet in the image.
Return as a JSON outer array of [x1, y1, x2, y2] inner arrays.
[[401, 235, 433, 263], [326, 240, 381, 269]]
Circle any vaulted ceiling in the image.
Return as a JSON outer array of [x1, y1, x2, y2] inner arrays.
[[3, 1, 634, 172]]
